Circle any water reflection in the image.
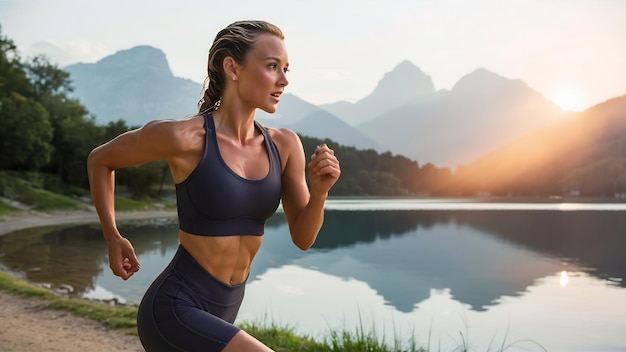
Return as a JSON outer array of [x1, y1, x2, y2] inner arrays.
[[314, 210, 626, 289], [2, 206, 625, 350], [0, 218, 180, 302], [0, 209, 623, 311]]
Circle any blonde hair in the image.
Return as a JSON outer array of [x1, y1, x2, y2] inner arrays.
[[198, 20, 284, 113]]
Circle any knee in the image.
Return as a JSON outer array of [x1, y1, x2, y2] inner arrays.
[[222, 330, 273, 352]]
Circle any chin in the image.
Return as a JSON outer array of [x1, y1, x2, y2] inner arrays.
[[259, 105, 278, 114]]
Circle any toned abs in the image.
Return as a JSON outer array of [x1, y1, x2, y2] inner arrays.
[[180, 232, 262, 285]]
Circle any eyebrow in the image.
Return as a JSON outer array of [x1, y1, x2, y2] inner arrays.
[[265, 56, 289, 66]]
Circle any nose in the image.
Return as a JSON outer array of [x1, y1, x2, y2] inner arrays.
[[279, 71, 289, 87]]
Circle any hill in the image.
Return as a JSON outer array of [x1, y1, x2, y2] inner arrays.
[[64, 46, 201, 126], [64, 45, 622, 172], [255, 94, 381, 150], [354, 65, 568, 167], [64, 46, 379, 150], [455, 95, 626, 196], [320, 60, 437, 126]]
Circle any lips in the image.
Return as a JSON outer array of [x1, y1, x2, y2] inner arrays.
[[270, 91, 282, 103]]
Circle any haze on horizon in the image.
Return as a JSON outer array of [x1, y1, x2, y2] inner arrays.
[[1, 0, 625, 112]]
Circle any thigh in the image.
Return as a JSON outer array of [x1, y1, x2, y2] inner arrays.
[[137, 248, 244, 352], [138, 280, 241, 352]]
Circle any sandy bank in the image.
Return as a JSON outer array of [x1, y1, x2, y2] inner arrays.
[[0, 209, 177, 237]]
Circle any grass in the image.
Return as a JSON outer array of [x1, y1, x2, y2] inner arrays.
[[0, 201, 17, 217], [0, 171, 81, 211], [0, 171, 176, 213], [0, 269, 415, 351], [0, 271, 138, 334], [0, 269, 416, 351], [1, 269, 546, 352], [0, 271, 431, 351], [23, 187, 81, 211]]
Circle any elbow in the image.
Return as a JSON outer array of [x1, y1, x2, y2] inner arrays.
[[86, 148, 101, 178], [86, 147, 113, 183], [295, 244, 313, 252], [293, 238, 315, 251]]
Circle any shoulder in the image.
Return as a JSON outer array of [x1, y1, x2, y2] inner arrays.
[[135, 115, 205, 154], [262, 126, 305, 172], [264, 126, 303, 152], [141, 114, 203, 138], [140, 115, 201, 135]]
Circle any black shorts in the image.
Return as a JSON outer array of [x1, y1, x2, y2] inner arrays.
[[137, 244, 245, 351]]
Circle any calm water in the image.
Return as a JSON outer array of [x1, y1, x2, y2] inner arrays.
[[1, 199, 625, 351]]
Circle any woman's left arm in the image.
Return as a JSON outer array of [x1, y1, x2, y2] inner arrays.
[[277, 129, 340, 250]]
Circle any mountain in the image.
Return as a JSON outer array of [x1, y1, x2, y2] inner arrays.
[[455, 95, 626, 196], [255, 94, 381, 150], [64, 46, 201, 125], [320, 60, 437, 126], [356, 67, 567, 167], [64, 46, 604, 171], [63, 45, 377, 149]]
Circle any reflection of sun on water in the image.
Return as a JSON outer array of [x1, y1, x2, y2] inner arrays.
[[549, 83, 586, 111], [560, 270, 570, 287]]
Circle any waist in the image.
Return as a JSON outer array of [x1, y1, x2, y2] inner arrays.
[[179, 231, 262, 285]]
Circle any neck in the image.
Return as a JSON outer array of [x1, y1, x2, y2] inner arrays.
[[211, 104, 258, 144]]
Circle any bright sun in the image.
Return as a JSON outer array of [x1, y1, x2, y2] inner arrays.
[[549, 83, 586, 111]]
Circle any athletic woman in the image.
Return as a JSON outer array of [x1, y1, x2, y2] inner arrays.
[[87, 20, 340, 351]]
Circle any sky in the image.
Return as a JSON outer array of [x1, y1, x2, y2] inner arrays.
[[1, 0, 625, 111]]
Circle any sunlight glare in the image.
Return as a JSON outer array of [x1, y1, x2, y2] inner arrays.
[[549, 83, 586, 111], [560, 270, 570, 287]]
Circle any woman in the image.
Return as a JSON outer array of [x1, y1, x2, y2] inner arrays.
[[87, 20, 340, 352]]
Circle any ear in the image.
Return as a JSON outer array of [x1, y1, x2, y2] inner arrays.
[[223, 56, 239, 82]]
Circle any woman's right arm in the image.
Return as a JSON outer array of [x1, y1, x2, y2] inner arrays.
[[87, 119, 192, 279]]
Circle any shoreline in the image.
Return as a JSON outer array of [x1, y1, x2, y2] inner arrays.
[[3, 195, 624, 237], [0, 209, 177, 237], [0, 209, 165, 351]]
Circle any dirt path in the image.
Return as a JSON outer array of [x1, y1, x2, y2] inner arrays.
[[0, 209, 176, 352], [0, 290, 143, 352]]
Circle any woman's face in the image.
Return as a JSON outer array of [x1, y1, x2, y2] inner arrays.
[[236, 33, 289, 113]]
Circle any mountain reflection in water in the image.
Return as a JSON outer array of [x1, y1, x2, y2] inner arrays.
[[0, 209, 623, 312]]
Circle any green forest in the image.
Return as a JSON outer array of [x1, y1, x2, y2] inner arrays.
[[2, 25, 624, 204]]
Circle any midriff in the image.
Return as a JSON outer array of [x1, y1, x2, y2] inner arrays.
[[179, 231, 263, 286]]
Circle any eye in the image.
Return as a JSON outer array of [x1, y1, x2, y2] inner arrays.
[[283, 67, 290, 74], [268, 63, 278, 70]]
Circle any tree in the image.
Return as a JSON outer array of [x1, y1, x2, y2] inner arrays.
[[55, 114, 103, 186], [26, 55, 73, 100], [117, 161, 169, 199], [24, 55, 98, 185], [0, 93, 53, 170], [0, 25, 32, 98]]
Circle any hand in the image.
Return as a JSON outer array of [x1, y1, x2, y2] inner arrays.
[[106, 236, 140, 280], [307, 144, 341, 196]]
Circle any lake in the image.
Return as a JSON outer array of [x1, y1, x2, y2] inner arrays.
[[1, 199, 625, 351]]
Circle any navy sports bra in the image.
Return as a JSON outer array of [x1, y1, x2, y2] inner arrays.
[[175, 112, 282, 236]]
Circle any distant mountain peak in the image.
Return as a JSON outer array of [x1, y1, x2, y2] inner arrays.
[[453, 68, 528, 92], [95, 45, 173, 77], [355, 60, 436, 112], [320, 60, 437, 126], [63, 45, 200, 123], [373, 60, 434, 94]]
